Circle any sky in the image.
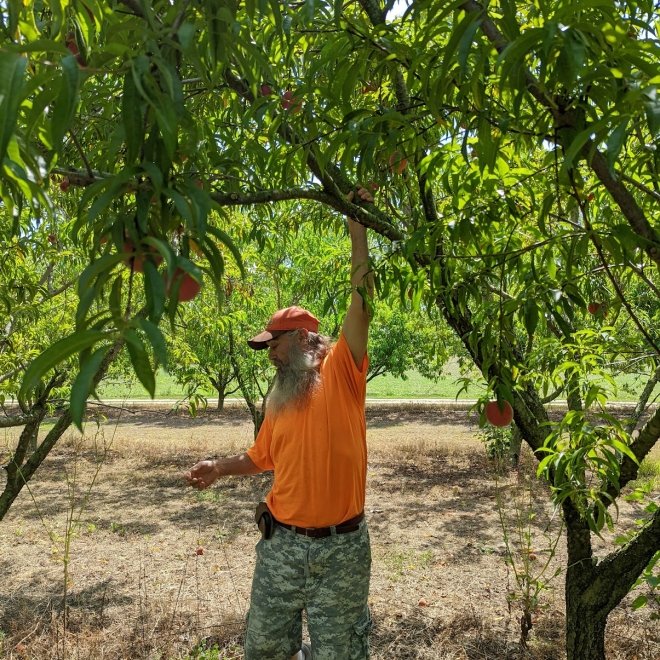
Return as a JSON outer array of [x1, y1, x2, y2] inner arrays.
[[388, 1, 412, 19]]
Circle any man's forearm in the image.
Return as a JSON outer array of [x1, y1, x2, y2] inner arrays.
[[213, 452, 262, 477], [349, 220, 374, 304]]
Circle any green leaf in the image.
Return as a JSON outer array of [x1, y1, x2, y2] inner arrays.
[[124, 329, 156, 397], [142, 258, 166, 320], [78, 170, 135, 234], [0, 52, 27, 164], [644, 88, 660, 136], [559, 125, 593, 178], [70, 344, 111, 430], [497, 28, 544, 87], [136, 318, 168, 368], [557, 29, 586, 88], [206, 223, 246, 277], [19, 330, 108, 404], [143, 235, 175, 266], [631, 595, 647, 610], [51, 55, 80, 153], [122, 70, 143, 165], [457, 17, 480, 75], [606, 118, 629, 170], [536, 452, 557, 478], [78, 253, 126, 298], [522, 299, 539, 337], [109, 275, 123, 321], [198, 236, 225, 283], [154, 101, 178, 160], [76, 285, 99, 330], [440, 11, 482, 99], [608, 438, 639, 463]]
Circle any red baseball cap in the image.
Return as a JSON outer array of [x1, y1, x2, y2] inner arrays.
[[248, 306, 320, 350]]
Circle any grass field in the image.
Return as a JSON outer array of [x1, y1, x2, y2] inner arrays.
[[96, 360, 657, 403], [96, 362, 484, 400]]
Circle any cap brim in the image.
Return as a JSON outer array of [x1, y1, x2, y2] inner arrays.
[[247, 329, 291, 350], [247, 330, 273, 350]]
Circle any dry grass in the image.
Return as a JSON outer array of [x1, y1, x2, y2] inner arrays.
[[0, 406, 658, 659]]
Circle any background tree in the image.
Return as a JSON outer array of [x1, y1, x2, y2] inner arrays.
[[167, 289, 242, 412], [0, 205, 120, 519], [367, 301, 455, 383]]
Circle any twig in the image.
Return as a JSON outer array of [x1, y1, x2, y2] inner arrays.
[[86, 400, 138, 414], [621, 173, 660, 203], [69, 130, 94, 178]]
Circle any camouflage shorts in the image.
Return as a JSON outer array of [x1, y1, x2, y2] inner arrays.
[[244, 520, 372, 660]]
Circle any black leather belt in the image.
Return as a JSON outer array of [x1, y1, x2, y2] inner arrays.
[[275, 512, 364, 538]]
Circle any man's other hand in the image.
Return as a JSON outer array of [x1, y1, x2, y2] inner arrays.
[[183, 459, 218, 490]]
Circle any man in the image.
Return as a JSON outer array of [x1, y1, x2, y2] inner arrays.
[[184, 188, 374, 660]]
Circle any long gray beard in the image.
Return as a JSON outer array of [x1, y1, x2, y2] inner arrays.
[[267, 347, 321, 415]]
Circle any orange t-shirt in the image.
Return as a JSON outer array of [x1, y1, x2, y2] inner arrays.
[[246, 333, 368, 528]]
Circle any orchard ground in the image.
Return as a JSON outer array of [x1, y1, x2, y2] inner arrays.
[[0, 404, 658, 660]]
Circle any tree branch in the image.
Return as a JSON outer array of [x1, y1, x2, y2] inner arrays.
[[117, 0, 145, 17], [0, 413, 37, 429], [588, 506, 660, 613], [69, 129, 94, 178], [210, 185, 404, 241], [626, 364, 660, 435], [460, 0, 660, 269], [0, 365, 24, 385], [221, 69, 404, 242], [588, 149, 660, 266], [615, 404, 660, 495], [621, 173, 660, 203]]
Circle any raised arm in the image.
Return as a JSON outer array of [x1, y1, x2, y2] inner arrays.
[[343, 187, 375, 367]]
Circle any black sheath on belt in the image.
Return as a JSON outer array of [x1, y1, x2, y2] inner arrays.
[[255, 501, 274, 540]]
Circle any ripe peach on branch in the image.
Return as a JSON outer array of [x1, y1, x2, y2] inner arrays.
[[485, 400, 513, 427], [167, 267, 202, 302]]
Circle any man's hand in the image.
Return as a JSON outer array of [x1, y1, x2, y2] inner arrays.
[[347, 185, 375, 236], [347, 185, 375, 207], [183, 453, 261, 489], [183, 459, 218, 490]]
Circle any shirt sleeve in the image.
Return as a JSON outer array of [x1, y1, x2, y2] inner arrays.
[[246, 415, 275, 471]]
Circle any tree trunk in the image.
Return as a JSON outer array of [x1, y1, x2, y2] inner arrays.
[[563, 500, 603, 659], [208, 372, 227, 412], [563, 500, 660, 659], [436, 283, 658, 659], [0, 409, 72, 520], [0, 340, 123, 522], [1, 408, 47, 518], [227, 327, 268, 436], [626, 363, 660, 434], [565, 588, 607, 660]]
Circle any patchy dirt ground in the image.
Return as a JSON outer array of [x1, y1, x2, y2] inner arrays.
[[0, 405, 658, 659]]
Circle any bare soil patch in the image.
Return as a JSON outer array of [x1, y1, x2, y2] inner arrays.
[[0, 406, 657, 659]]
